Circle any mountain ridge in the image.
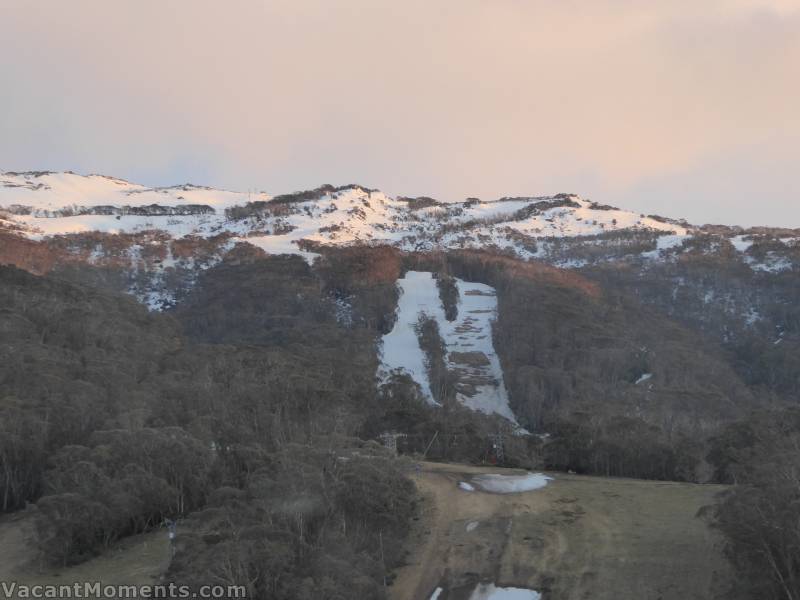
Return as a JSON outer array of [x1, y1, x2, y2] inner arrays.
[[3, 170, 796, 273]]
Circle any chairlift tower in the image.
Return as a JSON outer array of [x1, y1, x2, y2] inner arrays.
[[489, 433, 505, 463], [379, 432, 405, 455]]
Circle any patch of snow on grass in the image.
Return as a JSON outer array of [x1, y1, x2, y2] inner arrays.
[[469, 583, 542, 599], [635, 373, 653, 385], [466, 521, 479, 532], [429, 588, 444, 600], [470, 472, 552, 494], [458, 481, 476, 492]]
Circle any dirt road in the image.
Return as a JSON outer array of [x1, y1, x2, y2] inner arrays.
[[391, 462, 735, 600]]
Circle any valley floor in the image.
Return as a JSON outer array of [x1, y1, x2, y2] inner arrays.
[[392, 462, 736, 600]]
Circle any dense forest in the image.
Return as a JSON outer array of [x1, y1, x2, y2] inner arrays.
[[709, 409, 800, 600], [0, 263, 417, 597]]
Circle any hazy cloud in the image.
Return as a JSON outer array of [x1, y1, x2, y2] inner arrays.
[[1, 0, 798, 226]]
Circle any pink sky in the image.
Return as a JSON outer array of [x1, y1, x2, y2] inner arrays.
[[1, 0, 798, 226]]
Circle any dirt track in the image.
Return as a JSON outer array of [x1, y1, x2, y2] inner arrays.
[[391, 462, 735, 600]]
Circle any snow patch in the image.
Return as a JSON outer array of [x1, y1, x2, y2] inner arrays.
[[241, 234, 320, 264], [379, 271, 445, 405], [730, 235, 754, 253], [749, 253, 793, 273], [743, 308, 762, 326], [469, 583, 542, 600], [441, 280, 517, 423], [635, 373, 652, 385], [642, 234, 687, 259], [470, 472, 552, 494], [378, 271, 519, 424], [458, 481, 476, 492]]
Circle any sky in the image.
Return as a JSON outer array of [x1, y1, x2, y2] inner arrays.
[[1, 0, 798, 227]]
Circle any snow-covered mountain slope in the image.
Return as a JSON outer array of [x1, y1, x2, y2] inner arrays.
[[1, 171, 686, 258], [0, 171, 261, 212], [2, 171, 797, 431], [1, 171, 796, 316], [379, 271, 519, 425], [0, 171, 267, 239]]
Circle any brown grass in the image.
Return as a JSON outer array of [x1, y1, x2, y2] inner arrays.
[[391, 462, 737, 600]]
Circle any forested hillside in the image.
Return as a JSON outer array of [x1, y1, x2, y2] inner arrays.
[[1, 231, 798, 598], [0, 264, 416, 598]]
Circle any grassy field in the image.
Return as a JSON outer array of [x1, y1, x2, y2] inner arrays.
[[391, 462, 738, 600], [0, 462, 737, 600], [0, 513, 169, 596]]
